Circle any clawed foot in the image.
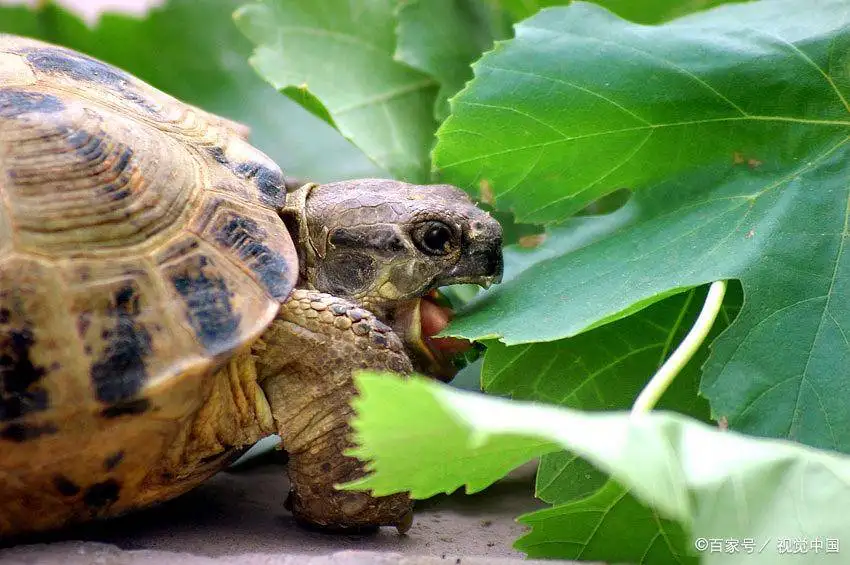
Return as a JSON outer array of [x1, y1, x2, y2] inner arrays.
[[284, 489, 413, 534]]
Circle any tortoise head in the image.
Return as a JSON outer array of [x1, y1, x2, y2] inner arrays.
[[281, 178, 503, 380]]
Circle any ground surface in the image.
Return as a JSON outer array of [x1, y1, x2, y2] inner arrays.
[[0, 460, 582, 563]]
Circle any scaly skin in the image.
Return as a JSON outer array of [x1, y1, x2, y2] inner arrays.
[[254, 289, 413, 531]]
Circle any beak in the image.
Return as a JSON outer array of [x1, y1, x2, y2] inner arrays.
[[441, 239, 504, 289]]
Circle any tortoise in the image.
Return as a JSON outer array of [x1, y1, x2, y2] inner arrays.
[[0, 34, 503, 537]]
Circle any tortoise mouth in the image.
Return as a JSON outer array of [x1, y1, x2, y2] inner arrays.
[[391, 290, 472, 382]]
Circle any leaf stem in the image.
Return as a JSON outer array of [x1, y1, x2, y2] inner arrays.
[[631, 281, 727, 415]]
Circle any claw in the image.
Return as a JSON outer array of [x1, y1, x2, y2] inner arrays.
[[395, 509, 414, 534]]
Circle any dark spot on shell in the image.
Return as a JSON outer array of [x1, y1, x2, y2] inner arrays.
[[1, 326, 49, 421], [0, 422, 57, 442], [0, 89, 64, 118], [372, 320, 391, 334], [100, 397, 151, 418], [320, 462, 332, 473], [53, 475, 81, 497], [26, 48, 128, 86], [83, 479, 120, 509], [90, 285, 152, 404], [103, 450, 125, 471], [215, 216, 291, 300], [66, 128, 90, 148], [68, 128, 106, 165], [113, 147, 132, 172], [352, 322, 370, 336], [171, 256, 241, 355], [206, 146, 228, 165], [206, 147, 285, 208], [233, 162, 284, 207], [0, 309, 8, 324], [371, 333, 388, 347], [24, 48, 157, 113], [253, 165, 285, 207]]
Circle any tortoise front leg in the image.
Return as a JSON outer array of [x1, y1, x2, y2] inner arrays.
[[253, 289, 413, 532]]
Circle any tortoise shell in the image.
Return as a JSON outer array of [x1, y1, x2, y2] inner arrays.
[[0, 35, 298, 453]]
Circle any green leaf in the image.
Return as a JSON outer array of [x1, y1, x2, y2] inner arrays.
[[436, 0, 850, 225], [496, 0, 751, 24], [517, 481, 694, 563], [235, 0, 439, 182], [347, 373, 850, 563], [0, 0, 381, 183], [395, 0, 510, 120], [436, 0, 850, 452]]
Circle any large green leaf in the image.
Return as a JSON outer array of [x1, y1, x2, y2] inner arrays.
[[436, 0, 850, 452], [0, 0, 381, 183], [395, 0, 510, 120], [235, 0, 439, 182], [496, 0, 750, 24], [347, 373, 850, 563]]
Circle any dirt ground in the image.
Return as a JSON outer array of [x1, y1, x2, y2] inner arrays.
[[0, 460, 576, 564]]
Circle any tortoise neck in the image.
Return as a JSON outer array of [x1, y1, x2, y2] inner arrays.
[[279, 183, 318, 285]]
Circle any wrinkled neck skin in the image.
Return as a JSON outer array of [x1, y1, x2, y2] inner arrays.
[[279, 183, 319, 287]]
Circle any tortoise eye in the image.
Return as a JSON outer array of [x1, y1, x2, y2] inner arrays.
[[416, 221, 454, 255]]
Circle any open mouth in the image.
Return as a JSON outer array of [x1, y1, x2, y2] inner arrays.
[[396, 290, 477, 382]]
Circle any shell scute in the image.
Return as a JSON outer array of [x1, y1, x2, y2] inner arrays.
[[3, 99, 198, 255], [62, 260, 180, 408], [168, 254, 242, 356], [191, 197, 297, 301], [204, 139, 286, 209], [154, 233, 280, 359]]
